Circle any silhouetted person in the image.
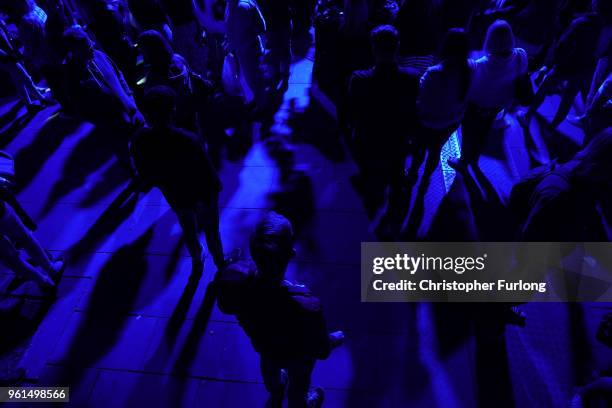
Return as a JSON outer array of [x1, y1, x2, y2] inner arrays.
[[517, 128, 612, 241], [414, 28, 472, 195], [225, 0, 267, 109], [0, 199, 64, 294], [402, 28, 473, 238], [449, 20, 527, 170], [519, 2, 612, 131], [347, 25, 419, 221], [217, 212, 343, 408], [86, 0, 137, 84], [138, 30, 212, 134], [0, 16, 51, 111], [160, 0, 207, 74], [62, 27, 142, 127], [130, 86, 225, 274]]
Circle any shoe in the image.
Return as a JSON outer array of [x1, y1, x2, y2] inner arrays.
[[306, 387, 325, 408]]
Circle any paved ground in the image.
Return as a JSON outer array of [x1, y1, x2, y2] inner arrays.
[[0, 48, 610, 408]]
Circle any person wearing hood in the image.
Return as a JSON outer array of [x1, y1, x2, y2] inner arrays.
[[449, 19, 528, 171]]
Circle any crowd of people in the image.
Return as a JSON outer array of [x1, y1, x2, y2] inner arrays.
[[0, 0, 610, 406]]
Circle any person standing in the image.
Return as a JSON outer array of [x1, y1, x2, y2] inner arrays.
[[130, 86, 225, 275], [217, 212, 344, 408], [347, 25, 420, 222], [225, 0, 267, 109], [415, 28, 473, 191], [449, 20, 528, 170]]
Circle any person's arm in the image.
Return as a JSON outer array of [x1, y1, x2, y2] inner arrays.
[[304, 308, 333, 360]]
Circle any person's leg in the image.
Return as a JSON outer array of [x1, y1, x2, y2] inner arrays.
[[423, 128, 453, 183], [520, 68, 560, 126], [550, 77, 582, 129], [404, 139, 427, 191], [287, 358, 317, 408], [260, 357, 286, 408], [469, 110, 497, 168], [174, 207, 204, 273], [385, 151, 410, 238], [198, 196, 225, 270], [0, 203, 56, 274], [457, 105, 480, 165]]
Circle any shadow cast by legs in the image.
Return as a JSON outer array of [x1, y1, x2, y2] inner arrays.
[[54, 228, 154, 385]]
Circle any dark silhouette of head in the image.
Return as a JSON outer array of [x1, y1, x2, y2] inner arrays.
[[63, 27, 94, 65], [484, 20, 515, 58], [138, 29, 173, 70], [250, 212, 295, 282], [440, 28, 469, 64], [370, 25, 399, 64], [142, 85, 176, 127]]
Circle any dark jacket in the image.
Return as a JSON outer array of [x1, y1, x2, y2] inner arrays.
[[130, 125, 221, 208], [220, 261, 332, 362], [348, 63, 420, 159]]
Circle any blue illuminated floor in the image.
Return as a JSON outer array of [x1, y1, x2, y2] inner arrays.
[[0, 52, 610, 407]]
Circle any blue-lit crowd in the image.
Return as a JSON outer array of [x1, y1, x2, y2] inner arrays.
[[0, 0, 611, 406]]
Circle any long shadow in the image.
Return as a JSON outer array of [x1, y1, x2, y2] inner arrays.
[[54, 228, 153, 385], [13, 114, 81, 192], [172, 280, 217, 374], [78, 160, 131, 209], [40, 127, 119, 216], [67, 183, 139, 263]]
